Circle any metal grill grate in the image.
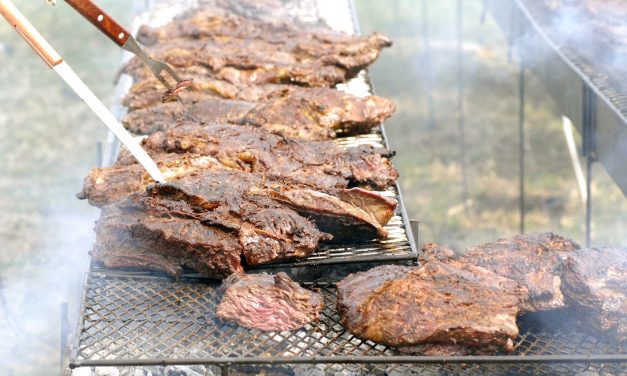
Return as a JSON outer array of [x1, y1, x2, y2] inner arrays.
[[71, 272, 626, 374]]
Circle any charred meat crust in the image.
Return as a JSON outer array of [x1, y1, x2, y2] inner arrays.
[[336, 263, 526, 353]]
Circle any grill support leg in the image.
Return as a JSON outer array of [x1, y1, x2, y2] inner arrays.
[[60, 302, 69, 376], [518, 63, 526, 234], [582, 84, 597, 247], [457, 0, 469, 215], [421, 0, 435, 129]]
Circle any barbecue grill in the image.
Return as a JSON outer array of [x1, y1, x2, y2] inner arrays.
[[64, 0, 627, 375]]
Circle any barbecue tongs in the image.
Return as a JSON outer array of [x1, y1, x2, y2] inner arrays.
[[62, 0, 191, 94]]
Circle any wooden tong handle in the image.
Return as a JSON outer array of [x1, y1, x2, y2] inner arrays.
[[0, 0, 63, 67], [64, 0, 130, 46]]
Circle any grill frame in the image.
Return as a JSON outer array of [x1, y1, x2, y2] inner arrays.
[[68, 272, 627, 375]]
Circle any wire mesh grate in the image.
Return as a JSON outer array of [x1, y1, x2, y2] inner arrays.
[[72, 272, 626, 375]]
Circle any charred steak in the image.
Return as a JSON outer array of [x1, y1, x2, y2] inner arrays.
[[336, 263, 527, 354], [123, 17, 391, 88], [121, 91, 395, 140], [93, 173, 331, 278], [114, 122, 398, 190], [461, 233, 580, 312], [92, 201, 244, 278], [217, 272, 324, 331], [146, 171, 394, 240], [560, 247, 626, 343]]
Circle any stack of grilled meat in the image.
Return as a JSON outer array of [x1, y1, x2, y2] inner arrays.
[[79, 8, 399, 279]]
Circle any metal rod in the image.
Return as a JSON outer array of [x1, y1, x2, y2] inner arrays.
[[69, 354, 627, 368], [519, 63, 526, 234], [582, 84, 597, 247], [59, 302, 69, 376], [457, 0, 469, 215], [421, 0, 435, 128]]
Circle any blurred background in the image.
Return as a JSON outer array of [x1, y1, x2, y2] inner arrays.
[[0, 0, 625, 374]]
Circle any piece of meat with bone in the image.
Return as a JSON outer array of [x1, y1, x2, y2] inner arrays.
[[460, 233, 580, 313], [114, 123, 398, 190], [79, 158, 397, 236], [122, 30, 391, 88], [560, 247, 626, 343], [148, 171, 394, 240], [121, 90, 395, 140], [336, 263, 527, 354], [217, 272, 324, 331]]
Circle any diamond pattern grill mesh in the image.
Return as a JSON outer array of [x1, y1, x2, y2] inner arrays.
[[73, 273, 625, 375]]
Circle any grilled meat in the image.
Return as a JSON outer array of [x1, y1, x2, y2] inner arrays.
[[122, 90, 395, 140], [560, 247, 626, 343], [461, 233, 580, 312], [336, 263, 526, 353], [121, 66, 285, 110], [217, 272, 324, 331], [80, 156, 397, 236], [147, 171, 393, 240], [115, 123, 398, 190], [93, 174, 330, 278], [122, 29, 391, 88], [239, 88, 395, 140], [134, 9, 391, 74], [122, 97, 253, 135], [92, 201, 244, 278], [78, 153, 227, 207]]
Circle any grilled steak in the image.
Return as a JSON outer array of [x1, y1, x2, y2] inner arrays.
[[147, 171, 393, 240], [121, 97, 253, 135], [461, 233, 580, 312], [93, 174, 330, 278], [422, 233, 579, 312], [92, 201, 244, 278], [78, 153, 227, 207], [79, 158, 396, 236], [560, 247, 626, 343], [121, 66, 285, 110], [336, 263, 527, 353], [217, 272, 324, 331], [115, 123, 398, 190], [121, 90, 395, 140], [123, 15, 391, 88]]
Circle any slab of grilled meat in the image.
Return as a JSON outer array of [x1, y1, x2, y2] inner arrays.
[[122, 28, 391, 88], [121, 66, 285, 110], [461, 233, 580, 312], [146, 171, 393, 240], [78, 153, 226, 207], [423, 233, 580, 312], [217, 272, 324, 331], [93, 201, 245, 278], [115, 123, 397, 189], [560, 247, 626, 343], [93, 174, 329, 279], [121, 97, 252, 135], [80, 156, 398, 232], [134, 9, 391, 76], [122, 90, 395, 140], [336, 263, 527, 354]]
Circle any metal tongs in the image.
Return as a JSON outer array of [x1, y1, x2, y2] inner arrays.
[[0, 0, 166, 183], [62, 0, 192, 95]]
